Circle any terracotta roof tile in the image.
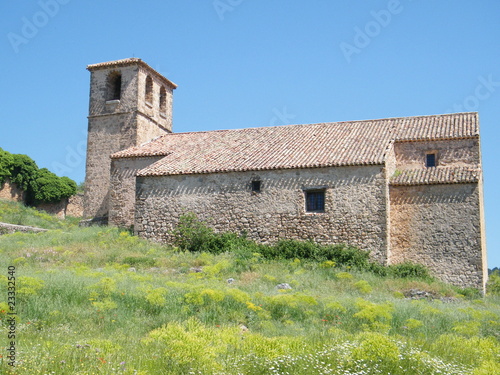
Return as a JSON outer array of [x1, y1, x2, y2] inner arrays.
[[110, 112, 479, 176], [390, 167, 480, 186], [87, 58, 177, 89]]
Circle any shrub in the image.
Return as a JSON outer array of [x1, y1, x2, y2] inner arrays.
[[30, 168, 77, 203], [11, 153, 38, 191], [172, 212, 254, 255], [388, 262, 432, 279], [261, 239, 322, 261], [486, 271, 500, 296], [354, 280, 372, 294], [0, 147, 77, 204], [352, 332, 400, 363], [0, 147, 14, 184], [323, 244, 371, 270]]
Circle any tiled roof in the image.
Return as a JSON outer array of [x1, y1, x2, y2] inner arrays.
[[110, 112, 479, 176], [394, 112, 478, 141], [390, 167, 480, 186], [87, 58, 177, 89]]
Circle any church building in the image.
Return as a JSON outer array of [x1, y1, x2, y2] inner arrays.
[[84, 58, 487, 290]]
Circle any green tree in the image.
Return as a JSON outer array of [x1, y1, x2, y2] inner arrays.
[[10, 153, 38, 190], [30, 168, 77, 204], [0, 148, 14, 184]]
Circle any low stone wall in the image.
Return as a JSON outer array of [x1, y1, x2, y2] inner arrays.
[[37, 193, 84, 219], [0, 222, 47, 235], [0, 178, 84, 219], [0, 179, 25, 202], [66, 193, 84, 217]]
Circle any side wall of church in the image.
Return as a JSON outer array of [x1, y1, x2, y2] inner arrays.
[[109, 156, 164, 228], [134, 165, 389, 263], [393, 138, 480, 169], [389, 183, 484, 289]]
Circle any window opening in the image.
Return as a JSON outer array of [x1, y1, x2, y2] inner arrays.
[[159, 86, 167, 113], [251, 180, 261, 193], [426, 153, 436, 168], [145, 75, 153, 104], [305, 190, 325, 212], [107, 71, 122, 101]]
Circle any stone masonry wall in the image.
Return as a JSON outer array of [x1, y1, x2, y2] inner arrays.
[[137, 66, 174, 134], [393, 139, 480, 169], [389, 183, 484, 289], [84, 112, 137, 218], [109, 156, 163, 228], [135, 165, 389, 263], [0, 179, 25, 202], [84, 62, 172, 219]]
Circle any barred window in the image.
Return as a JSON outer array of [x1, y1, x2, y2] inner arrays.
[[305, 190, 325, 212], [426, 153, 436, 168]]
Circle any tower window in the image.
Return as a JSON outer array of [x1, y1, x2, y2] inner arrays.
[[305, 190, 325, 212], [107, 71, 122, 101], [145, 75, 153, 104], [426, 153, 436, 168], [159, 86, 167, 114], [251, 180, 261, 193]]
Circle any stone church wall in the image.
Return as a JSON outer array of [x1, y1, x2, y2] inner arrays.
[[389, 183, 484, 289], [393, 139, 480, 169], [135, 165, 389, 263], [109, 156, 163, 228]]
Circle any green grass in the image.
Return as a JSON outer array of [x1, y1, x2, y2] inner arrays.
[[0, 200, 499, 374], [0, 199, 80, 229]]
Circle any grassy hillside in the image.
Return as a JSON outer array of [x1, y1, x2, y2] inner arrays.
[[0, 200, 499, 374], [0, 199, 80, 229]]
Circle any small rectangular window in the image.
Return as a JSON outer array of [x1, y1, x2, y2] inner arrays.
[[251, 180, 261, 193], [426, 153, 436, 168], [305, 190, 325, 212]]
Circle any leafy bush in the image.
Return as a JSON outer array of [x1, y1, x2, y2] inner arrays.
[[0, 147, 14, 184], [0, 147, 77, 204], [487, 271, 500, 296], [260, 239, 322, 260], [171, 214, 444, 283], [388, 262, 432, 279], [11, 153, 38, 190], [30, 168, 77, 203], [172, 212, 254, 254]]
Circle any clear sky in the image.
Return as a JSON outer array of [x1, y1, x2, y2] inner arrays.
[[1, 0, 499, 268]]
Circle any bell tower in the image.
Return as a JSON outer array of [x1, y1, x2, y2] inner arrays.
[[83, 58, 176, 219]]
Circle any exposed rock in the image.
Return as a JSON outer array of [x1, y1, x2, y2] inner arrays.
[[276, 283, 292, 290]]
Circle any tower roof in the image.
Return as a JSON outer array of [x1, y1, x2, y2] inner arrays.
[[87, 58, 177, 89]]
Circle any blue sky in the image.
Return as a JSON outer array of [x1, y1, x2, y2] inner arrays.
[[1, 0, 499, 267]]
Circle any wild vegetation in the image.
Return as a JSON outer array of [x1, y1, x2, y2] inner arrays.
[[0, 201, 499, 374], [0, 148, 76, 204]]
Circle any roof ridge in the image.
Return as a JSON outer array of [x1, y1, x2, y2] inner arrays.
[[150, 112, 478, 137]]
